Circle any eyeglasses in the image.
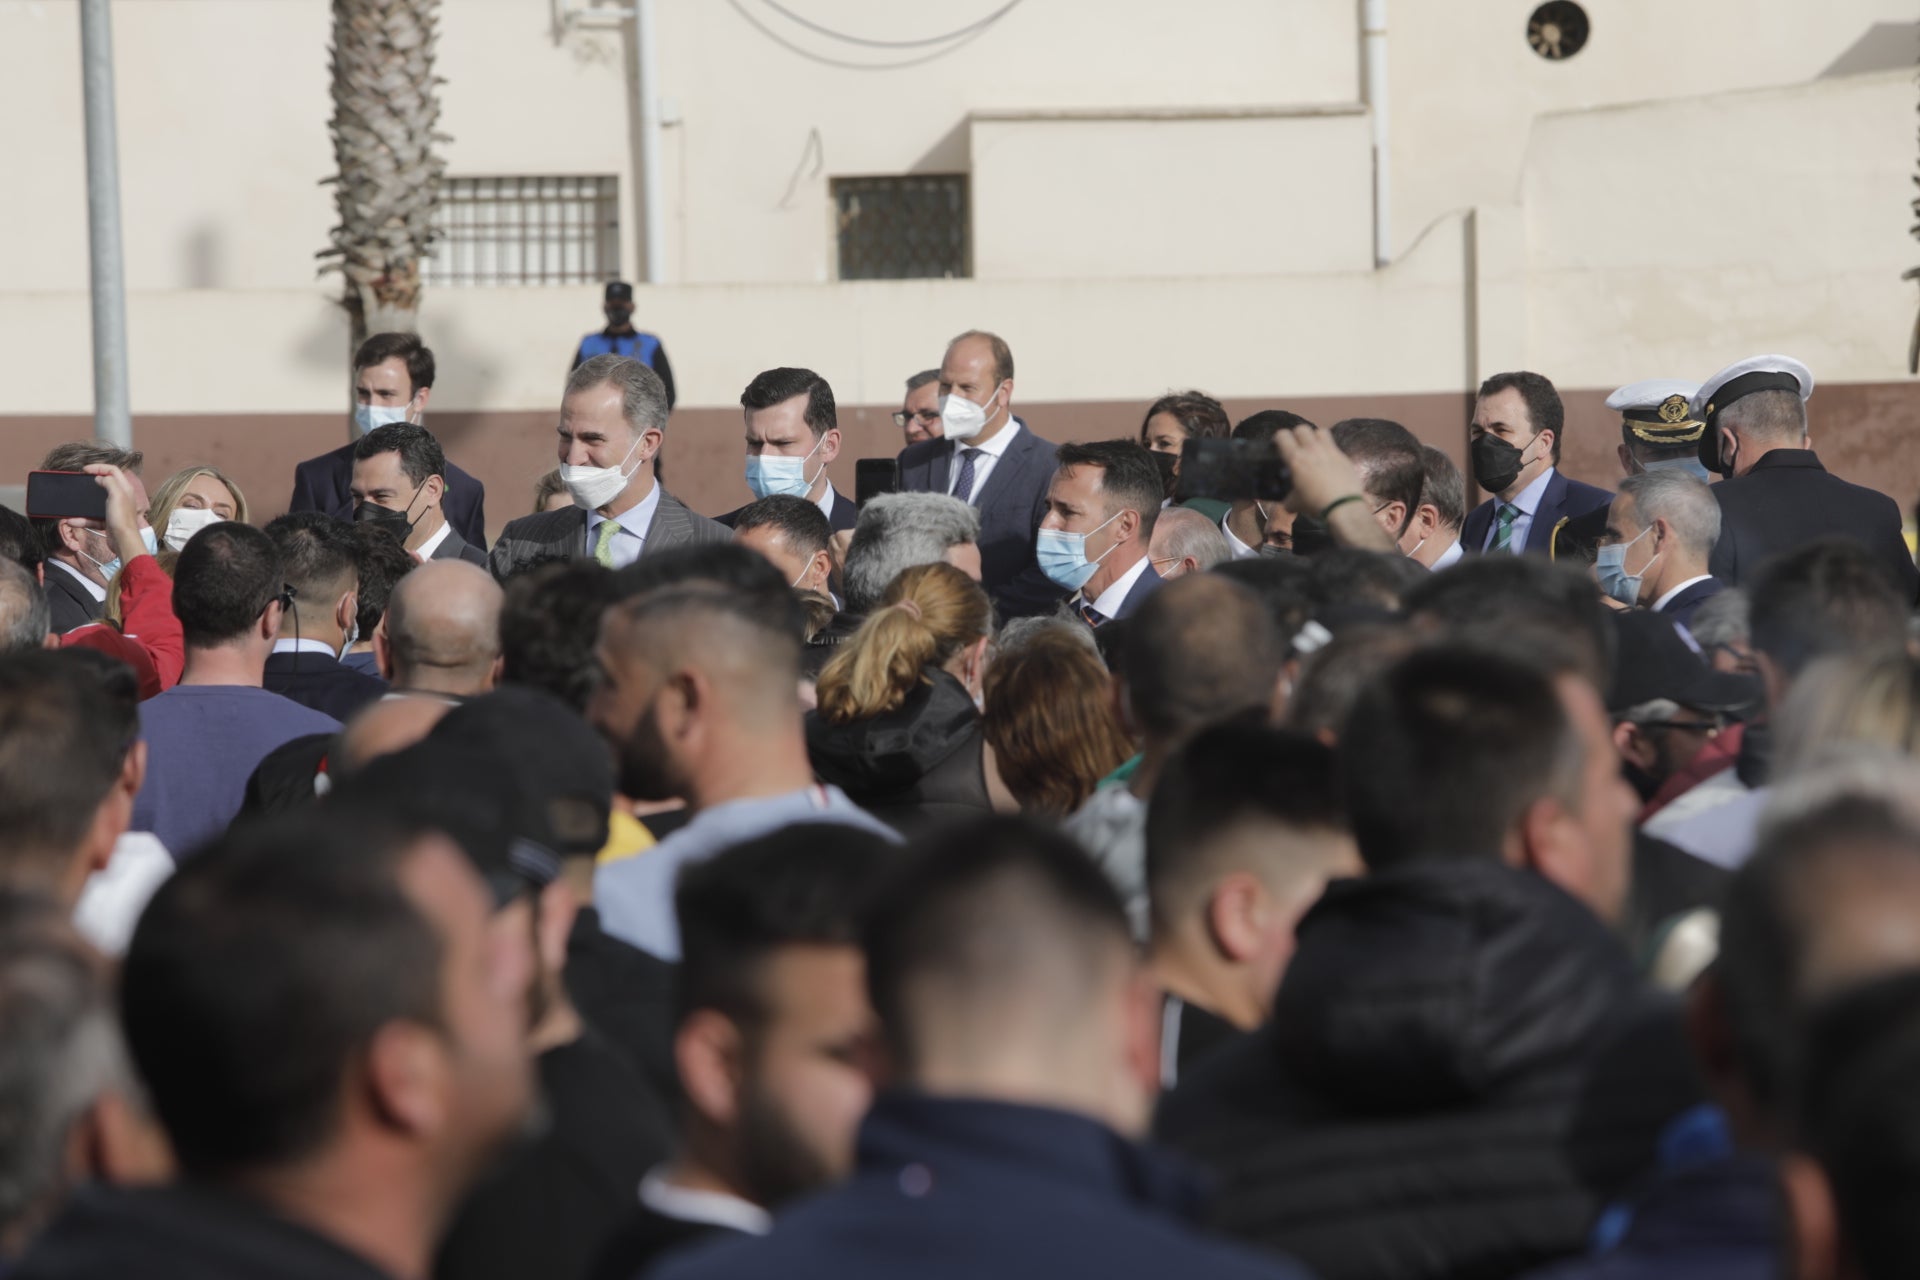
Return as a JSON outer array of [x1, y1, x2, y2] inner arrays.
[[892, 410, 942, 429]]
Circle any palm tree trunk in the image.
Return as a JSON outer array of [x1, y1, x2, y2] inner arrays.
[[318, 0, 447, 369]]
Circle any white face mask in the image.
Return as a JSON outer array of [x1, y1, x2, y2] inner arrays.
[[560, 434, 645, 511], [164, 507, 223, 553], [939, 383, 1003, 442], [353, 397, 417, 437], [337, 615, 359, 663]]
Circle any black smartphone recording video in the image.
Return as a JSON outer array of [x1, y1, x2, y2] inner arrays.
[[1174, 439, 1293, 504], [854, 458, 900, 506], [25, 471, 108, 522]]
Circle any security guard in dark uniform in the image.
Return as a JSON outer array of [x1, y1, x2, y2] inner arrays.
[[1692, 354, 1918, 601], [573, 281, 676, 408]]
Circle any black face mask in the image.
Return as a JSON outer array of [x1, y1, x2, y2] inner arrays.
[[1148, 448, 1178, 501], [1697, 423, 1735, 479], [1471, 432, 1536, 495], [353, 500, 414, 538]]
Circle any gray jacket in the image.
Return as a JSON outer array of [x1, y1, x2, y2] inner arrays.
[[487, 489, 729, 581]]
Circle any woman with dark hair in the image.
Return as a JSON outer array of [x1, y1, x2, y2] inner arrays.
[[983, 624, 1134, 817], [1140, 390, 1233, 519]]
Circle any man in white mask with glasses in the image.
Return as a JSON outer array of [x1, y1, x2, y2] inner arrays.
[[719, 367, 855, 533], [897, 330, 1064, 619], [489, 355, 728, 581]]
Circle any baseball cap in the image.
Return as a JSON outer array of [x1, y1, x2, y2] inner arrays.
[[604, 281, 634, 303], [1607, 610, 1760, 717], [428, 687, 614, 858]]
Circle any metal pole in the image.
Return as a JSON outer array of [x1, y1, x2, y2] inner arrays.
[[634, 0, 666, 283], [79, 0, 132, 448], [1362, 0, 1391, 268]]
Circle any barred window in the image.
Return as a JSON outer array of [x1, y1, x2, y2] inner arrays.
[[427, 176, 621, 286], [833, 175, 970, 281]]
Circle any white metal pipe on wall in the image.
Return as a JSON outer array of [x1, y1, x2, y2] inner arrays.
[[634, 0, 666, 283], [1361, 0, 1390, 267]]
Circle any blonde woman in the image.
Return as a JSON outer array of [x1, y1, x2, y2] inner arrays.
[[149, 465, 249, 551]]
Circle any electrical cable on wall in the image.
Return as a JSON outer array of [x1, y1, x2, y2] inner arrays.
[[724, 0, 1024, 70], [755, 0, 1025, 49]]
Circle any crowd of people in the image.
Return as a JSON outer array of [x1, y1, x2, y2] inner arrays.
[[2, 325, 1919, 1280]]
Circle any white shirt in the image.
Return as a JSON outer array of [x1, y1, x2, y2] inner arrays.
[[815, 484, 836, 524], [1481, 467, 1556, 553], [586, 480, 663, 570], [73, 832, 174, 957], [1220, 513, 1259, 560], [1080, 554, 1151, 622], [413, 519, 453, 561], [271, 638, 339, 657], [51, 558, 107, 603], [637, 1169, 771, 1236], [946, 418, 1023, 504], [1653, 574, 1714, 613], [1430, 538, 1464, 570]]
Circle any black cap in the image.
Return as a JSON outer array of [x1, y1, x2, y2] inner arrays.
[[331, 737, 563, 907], [1607, 610, 1760, 717], [429, 687, 614, 858], [604, 281, 634, 303]]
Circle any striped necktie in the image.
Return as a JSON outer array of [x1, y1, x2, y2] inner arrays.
[[952, 448, 983, 504], [592, 517, 620, 567], [1492, 503, 1521, 553]]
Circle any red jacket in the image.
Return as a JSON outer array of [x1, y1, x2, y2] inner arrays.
[[60, 556, 184, 699], [1638, 721, 1746, 824]]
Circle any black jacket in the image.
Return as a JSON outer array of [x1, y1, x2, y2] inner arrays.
[[290, 442, 488, 551], [565, 906, 680, 1108], [804, 670, 994, 838], [1156, 861, 1702, 1280], [1708, 449, 1919, 601], [264, 651, 389, 722], [15, 1183, 394, 1280], [897, 421, 1063, 618], [44, 563, 104, 635]]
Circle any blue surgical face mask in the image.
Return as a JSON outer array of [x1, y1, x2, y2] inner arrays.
[[1595, 526, 1654, 606], [1036, 511, 1122, 592], [744, 434, 827, 501], [1641, 456, 1712, 483]]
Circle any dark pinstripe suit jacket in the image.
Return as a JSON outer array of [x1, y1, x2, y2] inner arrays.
[[487, 489, 729, 581]]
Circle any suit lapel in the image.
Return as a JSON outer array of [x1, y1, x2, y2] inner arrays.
[[927, 446, 952, 495], [969, 423, 1032, 508], [1525, 471, 1571, 553], [642, 491, 686, 553]]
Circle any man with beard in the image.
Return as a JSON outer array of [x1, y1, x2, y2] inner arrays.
[[589, 825, 893, 1279], [1607, 611, 1759, 815], [588, 583, 898, 961]]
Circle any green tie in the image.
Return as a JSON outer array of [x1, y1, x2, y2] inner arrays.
[[592, 517, 620, 568], [1492, 503, 1520, 553]]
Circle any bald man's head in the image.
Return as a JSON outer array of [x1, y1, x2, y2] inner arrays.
[[380, 560, 503, 696], [333, 695, 456, 778], [1127, 573, 1285, 741]]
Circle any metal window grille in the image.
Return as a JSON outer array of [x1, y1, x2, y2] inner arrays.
[[833, 175, 970, 280], [426, 176, 621, 286]]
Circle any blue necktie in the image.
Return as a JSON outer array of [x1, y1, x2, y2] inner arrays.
[[952, 448, 983, 504], [1079, 603, 1107, 629]]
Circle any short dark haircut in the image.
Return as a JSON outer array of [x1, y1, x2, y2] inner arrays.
[[1719, 794, 1920, 1114], [905, 369, 940, 394], [349, 523, 417, 640], [675, 826, 895, 1029], [121, 812, 441, 1180], [1341, 644, 1581, 869], [612, 544, 806, 642], [1053, 440, 1165, 541], [1420, 445, 1466, 531], [740, 367, 837, 438], [1232, 409, 1316, 442], [1402, 556, 1613, 692], [863, 816, 1129, 1074], [1795, 970, 1920, 1280], [501, 560, 616, 712], [1207, 556, 1316, 652], [1478, 371, 1565, 463], [1146, 725, 1345, 925], [0, 651, 133, 885], [1748, 538, 1908, 680], [264, 513, 361, 607], [172, 523, 285, 649], [351, 422, 446, 485], [1125, 573, 1283, 741], [948, 330, 1013, 384], [1284, 624, 1422, 741], [352, 332, 436, 394], [1330, 418, 1424, 535], [32, 443, 143, 559], [0, 506, 44, 577], [1141, 391, 1231, 442], [733, 495, 832, 562], [1307, 547, 1429, 613]]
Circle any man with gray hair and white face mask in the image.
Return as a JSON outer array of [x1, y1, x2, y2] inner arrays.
[[489, 355, 728, 581]]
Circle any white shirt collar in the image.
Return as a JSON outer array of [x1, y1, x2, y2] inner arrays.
[[1430, 538, 1464, 570], [1084, 553, 1151, 619], [1505, 466, 1557, 517], [413, 520, 453, 560], [954, 416, 1022, 462], [589, 478, 663, 543], [272, 638, 339, 657], [51, 558, 107, 603], [1220, 512, 1258, 559], [815, 484, 835, 523], [637, 1169, 772, 1236], [1653, 574, 1715, 613]]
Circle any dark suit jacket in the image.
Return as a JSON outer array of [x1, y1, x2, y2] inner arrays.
[[44, 563, 104, 634], [263, 651, 389, 722], [1708, 450, 1920, 601], [717, 486, 858, 533], [1462, 468, 1614, 557], [898, 420, 1062, 618], [289, 442, 488, 551], [429, 527, 489, 568], [1114, 562, 1164, 620], [487, 488, 730, 582], [1656, 576, 1725, 634]]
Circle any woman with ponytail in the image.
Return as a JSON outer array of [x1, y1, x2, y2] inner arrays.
[[806, 562, 1010, 835]]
